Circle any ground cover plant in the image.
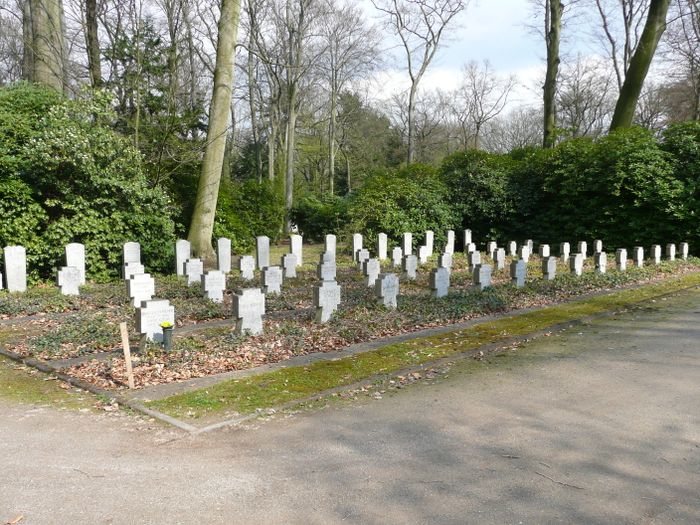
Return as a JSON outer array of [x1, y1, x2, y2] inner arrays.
[[0, 242, 697, 392]]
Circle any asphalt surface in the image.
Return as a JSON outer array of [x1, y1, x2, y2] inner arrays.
[[2, 288, 699, 524]]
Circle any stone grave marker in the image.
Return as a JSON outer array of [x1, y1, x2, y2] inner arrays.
[[438, 252, 453, 271], [57, 266, 80, 296], [403, 232, 413, 255], [289, 234, 303, 267], [325, 234, 337, 256], [651, 244, 661, 265], [510, 259, 526, 287], [392, 247, 403, 267], [314, 280, 341, 322], [463, 229, 472, 247], [445, 230, 455, 255], [495, 248, 506, 270], [217, 237, 232, 273], [526, 239, 534, 252], [239, 255, 255, 280], [594, 252, 607, 274], [136, 299, 175, 342], [666, 243, 676, 261], [425, 230, 434, 256], [468, 250, 481, 269], [560, 242, 570, 263], [233, 289, 265, 335], [473, 264, 492, 291], [594, 240, 603, 254], [4, 246, 26, 293], [281, 253, 297, 279], [377, 233, 388, 261], [363, 258, 381, 287], [123, 262, 145, 280], [542, 256, 557, 281], [184, 258, 204, 286], [127, 273, 155, 307], [418, 245, 429, 265], [123, 242, 141, 265], [539, 244, 550, 258], [465, 243, 476, 254], [577, 241, 588, 259], [633, 246, 644, 267], [569, 253, 584, 276], [616, 249, 627, 271], [317, 254, 337, 281], [356, 248, 370, 268], [487, 241, 497, 257], [376, 273, 399, 309], [402, 254, 418, 280], [430, 267, 450, 298], [262, 266, 283, 295], [518, 245, 530, 263], [352, 233, 363, 262], [175, 240, 191, 276], [65, 243, 86, 285], [508, 241, 517, 256], [256, 236, 270, 270], [202, 270, 226, 303], [680, 242, 689, 260]]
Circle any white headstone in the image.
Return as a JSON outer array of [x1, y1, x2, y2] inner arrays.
[[510, 259, 526, 287], [577, 241, 588, 259], [666, 243, 676, 261], [65, 243, 86, 285], [202, 270, 226, 303], [256, 236, 270, 270], [542, 256, 557, 281], [57, 266, 80, 296], [217, 237, 232, 273], [262, 266, 283, 295], [651, 244, 661, 265], [418, 245, 429, 265], [3, 246, 27, 293], [526, 239, 534, 252], [184, 258, 204, 286], [473, 264, 492, 291], [518, 245, 530, 263], [136, 299, 175, 342], [363, 258, 381, 287], [680, 242, 689, 260], [356, 248, 370, 268], [317, 256, 337, 281], [438, 253, 453, 271], [468, 250, 481, 269], [289, 234, 303, 267], [463, 229, 472, 248], [377, 233, 388, 261], [616, 249, 627, 271], [352, 233, 363, 262], [560, 242, 570, 263], [123, 242, 141, 265], [594, 240, 603, 254], [376, 273, 399, 309], [495, 248, 506, 270], [633, 246, 644, 267], [466, 243, 477, 254], [569, 253, 584, 276], [391, 247, 403, 268], [314, 280, 341, 323], [233, 288, 265, 335], [487, 241, 497, 256], [403, 232, 413, 255], [430, 267, 450, 298], [508, 241, 517, 256], [402, 254, 418, 280], [425, 231, 434, 256], [539, 244, 550, 258], [594, 252, 607, 274], [239, 255, 255, 280], [445, 230, 455, 255], [127, 273, 155, 307], [175, 240, 191, 276], [281, 253, 297, 279], [325, 234, 337, 256], [123, 262, 145, 281]]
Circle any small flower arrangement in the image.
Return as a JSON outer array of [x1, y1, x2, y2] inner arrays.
[[160, 321, 174, 329]]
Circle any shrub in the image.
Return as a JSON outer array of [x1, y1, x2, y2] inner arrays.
[[290, 194, 349, 242], [0, 83, 176, 281]]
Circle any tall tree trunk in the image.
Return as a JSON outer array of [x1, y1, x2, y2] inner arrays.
[[85, 0, 101, 87], [328, 79, 337, 195], [609, 0, 671, 130], [22, 0, 34, 80], [407, 81, 417, 165], [30, 0, 66, 92], [247, 31, 262, 183], [543, 0, 562, 148], [187, 0, 242, 261], [285, 85, 297, 228]]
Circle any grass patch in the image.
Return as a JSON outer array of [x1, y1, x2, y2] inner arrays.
[[0, 356, 94, 409], [148, 272, 700, 420]]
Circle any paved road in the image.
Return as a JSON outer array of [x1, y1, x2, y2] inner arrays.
[[2, 289, 700, 524]]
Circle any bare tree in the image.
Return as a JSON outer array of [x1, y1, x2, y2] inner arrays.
[[482, 106, 543, 153], [372, 0, 466, 165], [543, 0, 564, 147], [663, 0, 700, 119]]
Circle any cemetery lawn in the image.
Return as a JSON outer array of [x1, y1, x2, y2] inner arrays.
[[147, 266, 700, 421], [1, 245, 699, 397]]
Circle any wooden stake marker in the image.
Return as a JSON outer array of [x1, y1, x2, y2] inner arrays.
[[120, 322, 135, 389]]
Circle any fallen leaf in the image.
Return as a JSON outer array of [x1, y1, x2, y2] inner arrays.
[[5, 515, 24, 524]]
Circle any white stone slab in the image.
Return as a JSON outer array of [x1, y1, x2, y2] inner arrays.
[[651, 244, 661, 265], [262, 266, 283, 295], [202, 270, 226, 303], [127, 273, 155, 307], [239, 255, 255, 280], [430, 267, 450, 298], [510, 259, 526, 287], [314, 280, 341, 323], [425, 231, 434, 256], [57, 266, 80, 296], [377, 233, 388, 261], [175, 240, 191, 276], [666, 243, 676, 261], [65, 243, 86, 284], [363, 258, 381, 287], [136, 299, 175, 342], [123, 242, 141, 265], [569, 253, 584, 276], [402, 254, 417, 280], [4, 245, 26, 293], [473, 264, 492, 291], [233, 288, 265, 335], [217, 237, 232, 273], [616, 249, 627, 271], [289, 234, 303, 267], [282, 253, 297, 279], [184, 258, 204, 286], [123, 262, 145, 281], [352, 233, 363, 262], [633, 246, 644, 267], [594, 252, 607, 274], [542, 256, 557, 281], [391, 247, 403, 268], [445, 230, 455, 255], [256, 236, 270, 270], [402, 232, 413, 255], [376, 273, 399, 309]]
